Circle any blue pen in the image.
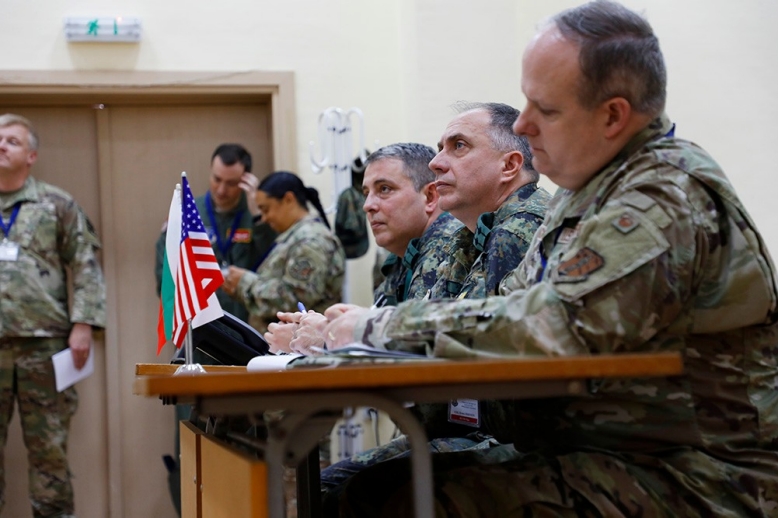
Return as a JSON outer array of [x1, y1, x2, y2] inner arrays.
[[297, 301, 307, 313]]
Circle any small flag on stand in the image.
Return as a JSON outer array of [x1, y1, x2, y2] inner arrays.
[[156, 173, 224, 354]]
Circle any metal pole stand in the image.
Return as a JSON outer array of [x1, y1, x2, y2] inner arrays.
[[174, 319, 206, 375]]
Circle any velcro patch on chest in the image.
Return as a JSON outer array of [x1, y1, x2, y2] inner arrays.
[[554, 247, 604, 282], [231, 228, 252, 243], [557, 223, 581, 244]]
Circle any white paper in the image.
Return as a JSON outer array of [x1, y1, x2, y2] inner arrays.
[[246, 353, 302, 372], [52, 348, 95, 392]]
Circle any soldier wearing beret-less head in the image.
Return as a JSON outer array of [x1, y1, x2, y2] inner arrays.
[[321, 1, 778, 516], [0, 113, 106, 517]]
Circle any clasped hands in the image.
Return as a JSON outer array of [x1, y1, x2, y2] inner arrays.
[[264, 304, 369, 355]]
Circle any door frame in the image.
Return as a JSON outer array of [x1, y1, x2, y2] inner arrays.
[[0, 70, 296, 518]]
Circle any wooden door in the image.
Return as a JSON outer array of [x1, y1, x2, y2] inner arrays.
[[0, 100, 273, 518], [105, 102, 271, 518]]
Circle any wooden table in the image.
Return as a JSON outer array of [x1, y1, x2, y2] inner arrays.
[[135, 352, 683, 518]]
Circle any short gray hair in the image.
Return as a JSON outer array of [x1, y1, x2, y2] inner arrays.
[[365, 142, 437, 192], [453, 101, 538, 182], [552, 0, 666, 117], [0, 113, 39, 151]]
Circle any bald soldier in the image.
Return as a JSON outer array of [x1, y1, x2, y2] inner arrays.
[[322, 1, 778, 516]]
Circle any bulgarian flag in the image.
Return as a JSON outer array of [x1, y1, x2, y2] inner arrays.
[[156, 185, 181, 355], [156, 174, 224, 354]]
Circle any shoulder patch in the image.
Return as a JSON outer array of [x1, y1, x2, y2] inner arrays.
[[289, 258, 314, 281], [554, 247, 604, 282]]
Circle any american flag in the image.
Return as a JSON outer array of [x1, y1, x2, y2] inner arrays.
[[172, 175, 224, 347]]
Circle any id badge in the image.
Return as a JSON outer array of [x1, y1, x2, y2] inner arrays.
[[0, 240, 19, 262], [448, 398, 480, 428]]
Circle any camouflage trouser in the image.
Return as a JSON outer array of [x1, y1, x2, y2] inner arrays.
[[0, 337, 78, 518], [329, 446, 778, 517]]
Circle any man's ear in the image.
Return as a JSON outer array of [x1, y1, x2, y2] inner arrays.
[[26, 150, 38, 168], [501, 150, 523, 183], [422, 182, 439, 214], [602, 97, 632, 139]]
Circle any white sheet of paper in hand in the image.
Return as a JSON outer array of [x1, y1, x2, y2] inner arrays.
[[52, 348, 95, 392]]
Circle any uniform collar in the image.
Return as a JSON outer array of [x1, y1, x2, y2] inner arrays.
[[0, 176, 39, 210], [275, 212, 320, 243], [471, 183, 539, 252], [552, 113, 673, 220]]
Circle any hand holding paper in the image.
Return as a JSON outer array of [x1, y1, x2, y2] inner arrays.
[[52, 348, 95, 392]]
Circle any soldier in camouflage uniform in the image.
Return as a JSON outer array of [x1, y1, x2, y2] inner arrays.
[[154, 143, 276, 323], [222, 171, 345, 334], [323, 2, 778, 516], [367, 143, 464, 307], [415, 103, 550, 441], [319, 105, 550, 502], [0, 114, 106, 518], [428, 102, 550, 302], [267, 142, 460, 353], [375, 211, 462, 306]]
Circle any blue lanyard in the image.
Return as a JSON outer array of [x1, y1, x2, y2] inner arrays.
[[537, 226, 565, 282], [204, 192, 244, 259], [0, 204, 21, 238]]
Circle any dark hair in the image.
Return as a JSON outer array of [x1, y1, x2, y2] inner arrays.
[[211, 143, 253, 173], [453, 102, 539, 182], [258, 171, 331, 229], [365, 143, 437, 192], [553, 0, 666, 117]]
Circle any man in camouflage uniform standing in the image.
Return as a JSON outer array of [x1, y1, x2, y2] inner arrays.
[[324, 1, 778, 516], [0, 114, 106, 518]]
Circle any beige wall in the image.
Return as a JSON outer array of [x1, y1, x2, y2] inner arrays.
[[0, 0, 776, 516], [3, 0, 776, 272]]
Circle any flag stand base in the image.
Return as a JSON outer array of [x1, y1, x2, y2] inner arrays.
[[174, 363, 207, 376]]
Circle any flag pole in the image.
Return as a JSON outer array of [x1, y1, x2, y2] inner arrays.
[[175, 318, 206, 375], [170, 171, 220, 375]]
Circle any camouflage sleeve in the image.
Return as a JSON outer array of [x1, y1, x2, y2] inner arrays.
[[357, 283, 587, 357], [483, 224, 533, 295], [59, 200, 107, 328], [359, 188, 694, 359], [236, 239, 336, 322], [428, 235, 478, 300]]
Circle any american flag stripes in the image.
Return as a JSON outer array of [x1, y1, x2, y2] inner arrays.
[[171, 174, 224, 347]]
